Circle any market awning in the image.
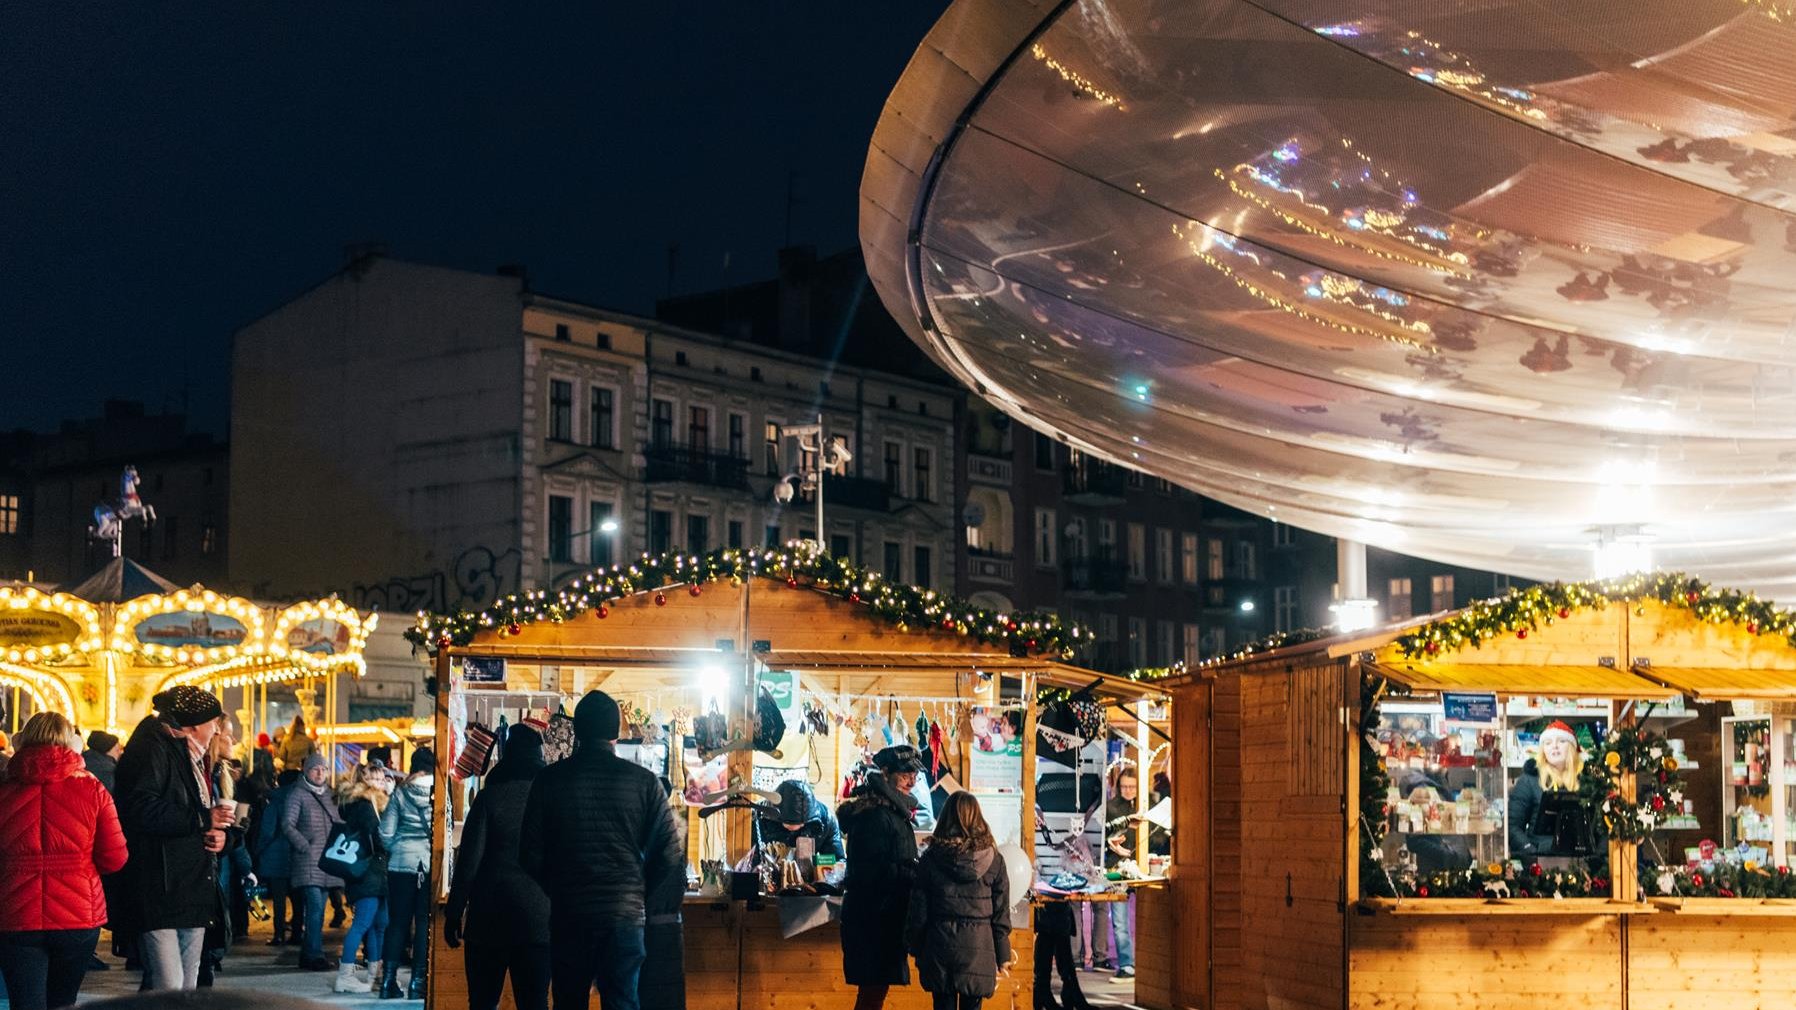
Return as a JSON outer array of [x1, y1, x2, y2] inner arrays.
[[1367, 662, 1674, 698], [1629, 666, 1796, 701]]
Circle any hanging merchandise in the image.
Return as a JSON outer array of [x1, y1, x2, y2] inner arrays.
[[803, 701, 830, 736], [753, 686, 787, 755], [928, 720, 947, 778], [454, 722, 496, 780], [543, 710, 577, 764], [694, 708, 730, 754], [1036, 698, 1086, 768], [915, 712, 931, 748], [1070, 697, 1105, 743]]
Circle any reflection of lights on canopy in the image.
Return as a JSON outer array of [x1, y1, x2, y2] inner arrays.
[[0, 572, 375, 733], [861, 0, 1796, 597]]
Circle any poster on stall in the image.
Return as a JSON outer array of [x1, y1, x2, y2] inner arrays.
[[974, 793, 1023, 848], [459, 657, 505, 684], [751, 764, 808, 792], [968, 720, 1024, 794]]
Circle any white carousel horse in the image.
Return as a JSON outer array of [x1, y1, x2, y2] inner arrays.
[[91, 465, 156, 541]]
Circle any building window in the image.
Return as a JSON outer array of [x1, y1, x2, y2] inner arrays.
[[1127, 523, 1146, 581], [0, 494, 18, 534], [1155, 528, 1174, 584], [595, 330, 611, 350], [651, 399, 674, 449], [1181, 533, 1199, 585], [588, 502, 615, 566], [1157, 621, 1176, 667], [554, 323, 570, 342], [1430, 574, 1454, 612], [1494, 573, 1513, 594], [547, 496, 573, 562], [1206, 538, 1225, 580], [200, 523, 217, 555], [913, 447, 933, 503], [687, 406, 710, 450], [764, 524, 781, 548], [686, 514, 709, 553], [1034, 432, 1055, 471], [676, 351, 690, 367], [1272, 522, 1296, 548], [1274, 586, 1297, 632], [1127, 617, 1147, 668], [884, 542, 903, 582], [832, 534, 852, 560], [649, 510, 673, 555], [1065, 517, 1088, 561], [1126, 468, 1144, 488], [1098, 519, 1117, 552], [1034, 508, 1057, 569], [728, 413, 746, 459], [884, 442, 903, 495], [764, 421, 782, 474], [1388, 578, 1413, 621], [1100, 614, 1120, 644], [751, 366, 763, 382], [1183, 624, 1202, 666], [728, 520, 744, 549], [914, 545, 932, 589], [549, 380, 573, 441], [1236, 541, 1257, 579], [159, 516, 177, 560], [590, 388, 615, 449]]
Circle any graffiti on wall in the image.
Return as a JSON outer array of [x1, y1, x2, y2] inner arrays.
[[352, 545, 522, 614]]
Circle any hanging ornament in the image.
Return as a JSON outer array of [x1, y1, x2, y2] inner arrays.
[[1558, 608, 1570, 619], [596, 605, 610, 619], [437, 635, 452, 649], [507, 622, 522, 636], [1516, 628, 1528, 639], [787, 576, 799, 588], [654, 593, 668, 607], [688, 584, 702, 597]]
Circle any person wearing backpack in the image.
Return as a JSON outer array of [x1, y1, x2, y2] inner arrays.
[[280, 754, 341, 971], [331, 779, 390, 993]]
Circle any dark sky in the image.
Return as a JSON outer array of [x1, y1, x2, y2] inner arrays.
[[0, 2, 948, 436]]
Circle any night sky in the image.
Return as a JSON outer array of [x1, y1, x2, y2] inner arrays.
[[0, 3, 948, 435]]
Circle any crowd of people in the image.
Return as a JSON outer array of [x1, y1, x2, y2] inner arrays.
[[0, 688, 439, 1010]]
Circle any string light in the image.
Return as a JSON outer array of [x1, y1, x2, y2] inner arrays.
[[1029, 43, 1126, 110]]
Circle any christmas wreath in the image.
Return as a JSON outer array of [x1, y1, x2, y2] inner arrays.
[[1578, 719, 1685, 844], [1646, 861, 1796, 899]]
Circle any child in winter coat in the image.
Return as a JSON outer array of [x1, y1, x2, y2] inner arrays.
[[906, 792, 1013, 1010]]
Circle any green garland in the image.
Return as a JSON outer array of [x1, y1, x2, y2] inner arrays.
[[1646, 861, 1796, 899], [1360, 675, 1396, 897], [1581, 720, 1686, 844], [407, 541, 1087, 658], [1397, 572, 1796, 659]]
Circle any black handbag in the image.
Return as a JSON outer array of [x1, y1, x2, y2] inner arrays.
[[319, 821, 374, 881]]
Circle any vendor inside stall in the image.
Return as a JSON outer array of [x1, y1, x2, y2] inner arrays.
[[760, 779, 843, 860]]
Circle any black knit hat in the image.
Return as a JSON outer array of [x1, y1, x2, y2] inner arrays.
[[872, 744, 923, 774], [152, 686, 223, 729], [574, 690, 622, 742], [87, 730, 120, 754]]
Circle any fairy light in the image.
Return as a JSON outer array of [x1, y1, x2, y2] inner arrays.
[[1029, 43, 1126, 110]]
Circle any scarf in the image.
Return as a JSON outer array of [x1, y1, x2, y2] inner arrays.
[[180, 730, 213, 807], [865, 770, 919, 818]]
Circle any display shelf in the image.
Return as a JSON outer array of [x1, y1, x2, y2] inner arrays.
[[1358, 897, 1649, 916], [1656, 817, 1701, 831], [1648, 897, 1796, 916]]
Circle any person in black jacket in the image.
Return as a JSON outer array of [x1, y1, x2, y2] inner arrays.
[[82, 729, 124, 972], [519, 691, 681, 1010], [759, 780, 844, 860], [331, 780, 390, 994], [114, 687, 238, 992], [906, 792, 1012, 1010], [445, 726, 550, 1010], [836, 745, 923, 1010]]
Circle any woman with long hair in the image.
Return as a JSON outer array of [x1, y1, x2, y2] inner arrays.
[[1508, 720, 1586, 859], [905, 792, 1013, 1010], [333, 778, 391, 993], [0, 712, 130, 1010]]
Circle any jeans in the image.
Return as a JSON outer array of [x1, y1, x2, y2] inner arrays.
[[299, 885, 328, 963], [266, 876, 293, 939], [383, 871, 431, 977], [466, 940, 550, 1010], [1107, 897, 1134, 970], [0, 928, 101, 1010], [139, 927, 205, 991], [549, 921, 645, 1010], [342, 897, 388, 967]]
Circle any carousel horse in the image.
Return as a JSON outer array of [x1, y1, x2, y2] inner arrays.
[[91, 465, 156, 540]]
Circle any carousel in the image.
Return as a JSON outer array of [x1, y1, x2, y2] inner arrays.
[[0, 556, 377, 748]]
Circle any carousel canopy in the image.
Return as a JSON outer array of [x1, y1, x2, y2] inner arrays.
[[861, 0, 1796, 597], [70, 557, 179, 603]]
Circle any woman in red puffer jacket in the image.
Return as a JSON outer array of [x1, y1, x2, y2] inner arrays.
[[0, 712, 129, 1010]]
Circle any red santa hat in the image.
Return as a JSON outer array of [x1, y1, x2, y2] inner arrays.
[[1539, 721, 1577, 748]]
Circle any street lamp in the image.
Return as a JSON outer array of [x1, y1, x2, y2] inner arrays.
[[775, 415, 852, 553]]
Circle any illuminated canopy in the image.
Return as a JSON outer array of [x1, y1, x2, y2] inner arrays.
[[860, 0, 1796, 595]]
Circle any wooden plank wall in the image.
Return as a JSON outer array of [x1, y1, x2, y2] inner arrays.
[[1134, 885, 1174, 1009], [1211, 674, 1244, 1010], [1349, 914, 1623, 1010], [1154, 679, 1211, 1010], [1627, 915, 1796, 1010], [1234, 660, 1346, 1010]]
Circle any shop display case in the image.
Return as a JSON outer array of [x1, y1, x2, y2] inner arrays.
[[1374, 699, 1507, 875], [1722, 714, 1795, 868]]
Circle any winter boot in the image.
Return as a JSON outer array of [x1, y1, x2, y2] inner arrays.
[[336, 961, 373, 994], [364, 961, 383, 989], [406, 971, 426, 1000], [379, 963, 403, 999]]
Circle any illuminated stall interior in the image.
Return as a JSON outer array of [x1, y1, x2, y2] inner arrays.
[[0, 557, 376, 757]]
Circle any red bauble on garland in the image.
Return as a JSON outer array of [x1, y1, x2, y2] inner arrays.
[[1558, 608, 1570, 619], [654, 593, 667, 607], [1516, 628, 1529, 639], [1749, 622, 1760, 635], [437, 635, 452, 649], [849, 592, 861, 603], [596, 605, 610, 619], [688, 584, 702, 597], [1417, 884, 1430, 898], [507, 622, 522, 636], [786, 576, 799, 588], [1686, 592, 1699, 604]]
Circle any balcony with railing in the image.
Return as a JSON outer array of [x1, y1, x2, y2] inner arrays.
[[1063, 456, 1128, 505], [1061, 549, 1129, 598], [813, 473, 891, 512], [644, 445, 749, 490], [968, 548, 1015, 584]]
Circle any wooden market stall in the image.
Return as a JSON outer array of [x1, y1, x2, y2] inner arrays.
[[1134, 575, 1796, 1010], [417, 547, 1162, 1010]]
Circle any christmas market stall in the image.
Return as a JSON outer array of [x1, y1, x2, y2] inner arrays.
[[0, 557, 376, 761], [1133, 574, 1796, 1010], [410, 543, 1165, 1010]]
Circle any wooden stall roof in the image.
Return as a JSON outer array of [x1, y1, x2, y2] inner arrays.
[[1632, 665, 1796, 700], [1367, 661, 1673, 698]]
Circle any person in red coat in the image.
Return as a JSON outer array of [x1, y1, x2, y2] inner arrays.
[[0, 711, 129, 1010]]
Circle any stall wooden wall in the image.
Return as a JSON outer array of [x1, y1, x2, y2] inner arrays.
[[1134, 886, 1174, 1009], [1628, 915, 1796, 1010], [1349, 914, 1623, 1010], [1139, 678, 1214, 1010]]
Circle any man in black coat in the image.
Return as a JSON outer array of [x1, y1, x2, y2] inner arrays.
[[836, 745, 923, 1010], [115, 686, 238, 992], [445, 725, 551, 1010], [520, 691, 681, 1010]]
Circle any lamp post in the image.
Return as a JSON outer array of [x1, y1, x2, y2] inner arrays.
[[773, 414, 852, 553]]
